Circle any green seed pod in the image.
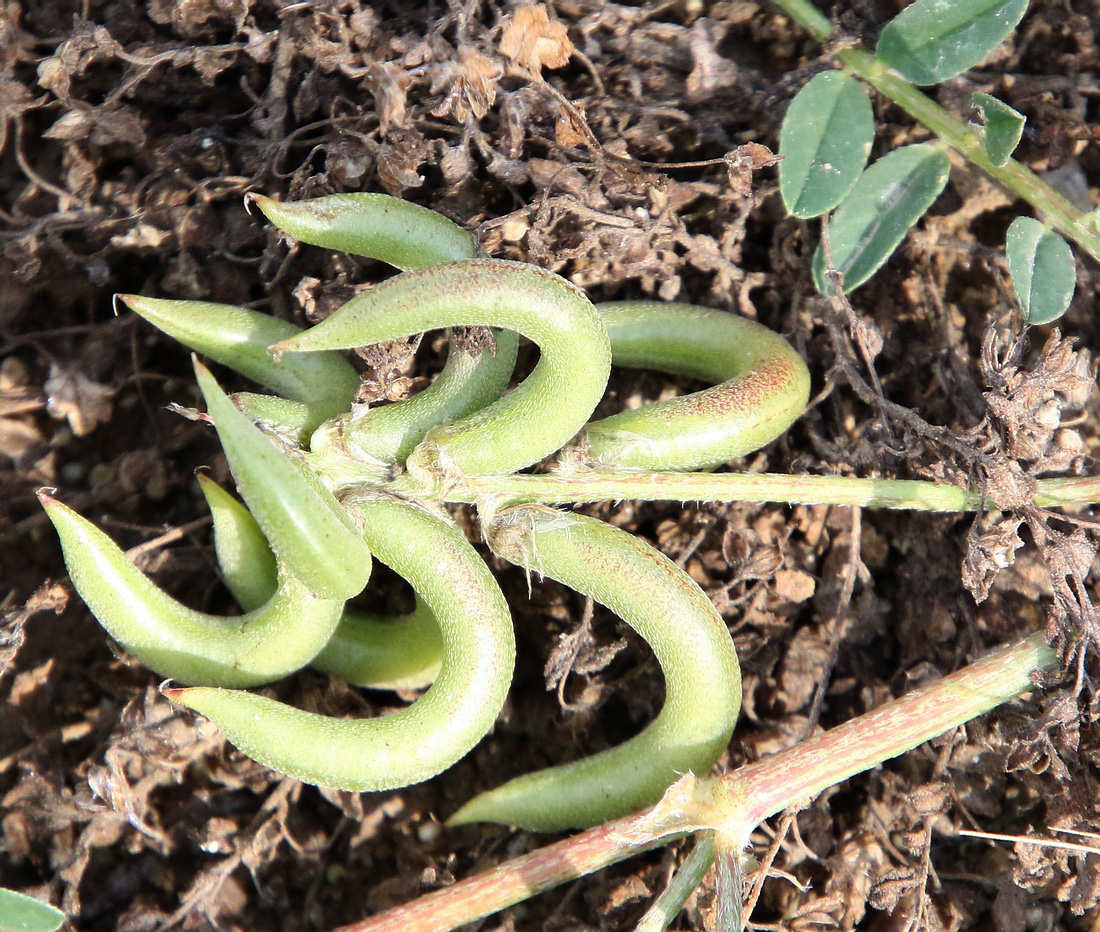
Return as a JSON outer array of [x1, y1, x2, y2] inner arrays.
[[197, 473, 278, 611], [201, 475, 443, 690], [166, 498, 514, 792], [194, 360, 373, 601], [580, 301, 811, 471], [449, 504, 742, 831], [253, 193, 520, 470], [40, 493, 344, 688], [120, 295, 360, 427], [248, 192, 483, 268], [270, 260, 612, 478]]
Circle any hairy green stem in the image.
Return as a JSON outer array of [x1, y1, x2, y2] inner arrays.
[[386, 471, 1100, 511]]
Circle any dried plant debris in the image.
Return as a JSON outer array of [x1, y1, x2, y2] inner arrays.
[[974, 329, 1094, 479], [958, 329, 1100, 674]]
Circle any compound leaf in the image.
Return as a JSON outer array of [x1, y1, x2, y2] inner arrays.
[[813, 144, 950, 295], [877, 0, 1029, 86], [779, 71, 874, 219], [973, 92, 1025, 166], [1006, 217, 1076, 324]]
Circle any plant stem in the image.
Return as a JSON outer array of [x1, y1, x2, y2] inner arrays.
[[333, 779, 707, 932], [770, 0, 832, 41], [337, 632, 1056, 931], [634, 831, 717, 932], [708, 632, 1057, 831], [388, 472, 1100, 512]]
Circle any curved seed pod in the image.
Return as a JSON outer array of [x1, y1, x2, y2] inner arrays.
[[39, 493, 344, 688], [165, 498, 515, 792], [248, 192, 483, 268], [119, 295, 359, 426], [339, 327, 520, 467], [270, 260, 612, 478], [449, 505, 742, 831], [577, 301, 811, 471], [197, 473, 278, 611], [253, 193, 519, 468], [195, 359, 373, 601], [201, 475, 443, 690]]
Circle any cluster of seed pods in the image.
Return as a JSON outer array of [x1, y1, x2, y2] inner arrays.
[[42, 193, 811, 832]]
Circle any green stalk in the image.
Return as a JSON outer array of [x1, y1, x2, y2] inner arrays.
[[333, 779, 705, 932], [634, 832, 718, 932], [338, 632, 1056, 931], [836, 48, 1100, 264], [387, 471, 1100, 512], [769, 0, 1100, 263], [770, 0, 832, 41]]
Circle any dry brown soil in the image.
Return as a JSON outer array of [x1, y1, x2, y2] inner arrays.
[[1, 1, 1099, 930]]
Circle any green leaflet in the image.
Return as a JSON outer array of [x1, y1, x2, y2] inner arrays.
[[972, 92, 1025, 166], [813, 144, 950, 295], [876, 0, 1029, 86], [1005, 217, 1076, 325], [779, 71, 874, 219], [0, 889, 64, 932]]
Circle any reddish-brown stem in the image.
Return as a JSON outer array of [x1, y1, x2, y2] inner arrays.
[[338, 632, 1055, 931], [333, 801, 700, 932], [711, 632, 1056, 829]]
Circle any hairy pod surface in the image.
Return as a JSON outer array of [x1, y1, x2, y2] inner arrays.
[[195, 360, 373, 601], [41, 493, 344, 687], [450, 505, 742, 831], [198, 474, 281, 611], [581, 302, 811, 470], [312, 599, 443, 692], [202, 476, 443, 690], [120, 295, 360, 427], [269, 260, 612, 477], [249, 192, 483, 268], [166, 498, 515, 792]]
